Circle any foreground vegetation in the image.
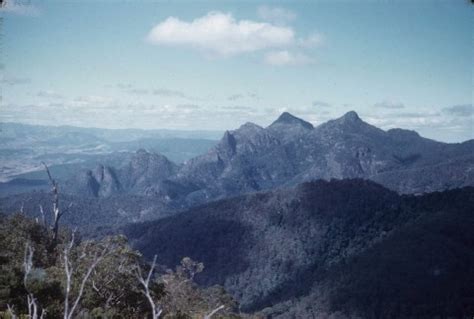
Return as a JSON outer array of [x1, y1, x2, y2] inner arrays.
[[0, 213, 243, 318]]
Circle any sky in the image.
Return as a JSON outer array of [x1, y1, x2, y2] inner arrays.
[[0, 0, 472, 142]]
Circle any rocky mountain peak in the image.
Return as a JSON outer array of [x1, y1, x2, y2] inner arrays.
[[270, 112, 314, 129], [215, 131, 237, 160], [318, 110, 379, 134], [240, 122, 262, 130], [232, 122, 264, 140], [339, 111, 361, 123]]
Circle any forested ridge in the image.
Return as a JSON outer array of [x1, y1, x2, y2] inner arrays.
[[125, 180, 474, 318]]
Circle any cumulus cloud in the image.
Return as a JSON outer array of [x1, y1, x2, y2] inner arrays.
[[257, 6, 296, 24], [264, 50, 313, 66], [146, 11, 295, 56], [442, 104, 473, 117], [373, 100, 405, 109]]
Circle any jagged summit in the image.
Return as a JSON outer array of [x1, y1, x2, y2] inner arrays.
[[218, 130, 237, 155], [234, 122, 264, 136], [239, 122, 263, 130], [316, 110, 365, 130], [314, 110, 390, 142], [338, 111, 361, 123], [270, 112, 314, 129]]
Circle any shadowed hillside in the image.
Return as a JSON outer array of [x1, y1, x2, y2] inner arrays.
[[123, 180, 474, 318]]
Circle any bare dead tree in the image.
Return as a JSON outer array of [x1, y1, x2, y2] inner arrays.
[[134, 255, 162, 319], [204, 305, 225, 319], [6, 304, 17, 319], [38, 205, 46, 226], [23, 243, 45, 319], [42, 162, 72, 250], [63, 232, 109, 319], [42, 162, 61, 244]]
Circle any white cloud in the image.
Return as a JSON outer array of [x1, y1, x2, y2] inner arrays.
[[37, 90, 63, 99], [146, 11, 295, 56], [257, 6, 296, 24], [114, 83, 198, 99], [264, 50, 313, 66], [227, 92, 259, 101], [228, 94, 244, 101], [0, 75, 31, 85], [312, 100, 331, 108], [0, 0, 40, 16], [152, 88, 189, 99], [72, 95, 114, 108], [442, 104, 473, 117], [298, 33, 324, 48], [373, 100, 405, 109]]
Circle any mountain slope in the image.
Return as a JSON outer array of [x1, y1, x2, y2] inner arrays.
[[123, 180, 474, 318]]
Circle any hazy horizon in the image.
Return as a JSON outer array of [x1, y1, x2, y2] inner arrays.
[[2, 108, 474, 144]]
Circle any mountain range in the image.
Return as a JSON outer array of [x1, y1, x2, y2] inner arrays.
[[1, 111, 473, 318], [67, 111, 473, 210]]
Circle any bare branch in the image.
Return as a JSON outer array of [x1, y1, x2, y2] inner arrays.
[[39, 205, 46, 226], [67, 250, 107, 318], [63, 233, 74, 319], [63, 236, 110, 319], [204, 305, 225, 319], [42, 162, 64, 248], [134, 255, 162, 319], [23, 244, 34, 288], [7, 304, 17, 319], [23, 243, 44, 319]]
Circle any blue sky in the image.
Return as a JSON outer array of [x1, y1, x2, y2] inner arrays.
[[1, 0, 472, 142]]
